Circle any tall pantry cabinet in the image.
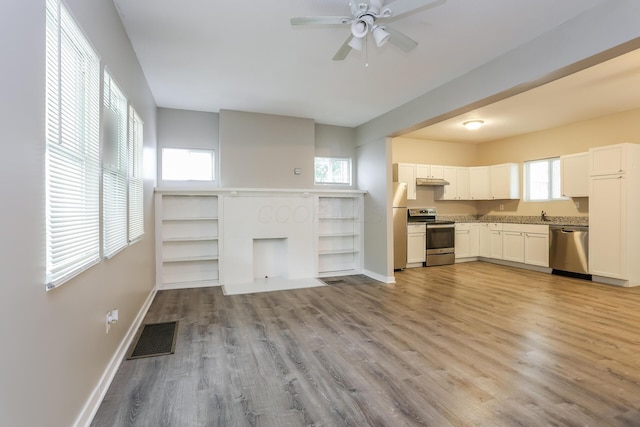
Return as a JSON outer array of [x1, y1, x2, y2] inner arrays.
[[589, 143, 640, 286]]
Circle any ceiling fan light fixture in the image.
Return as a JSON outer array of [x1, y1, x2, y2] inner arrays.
[[372, 25, 390, 47], [348, 35, 363, 51], [351, 19, 368, 38], [463, 120, 485, 130]]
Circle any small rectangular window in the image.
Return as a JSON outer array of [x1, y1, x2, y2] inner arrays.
[[524, 157, 564, 201], [162, 148, 215, 181], [314, 157, 352, 185]]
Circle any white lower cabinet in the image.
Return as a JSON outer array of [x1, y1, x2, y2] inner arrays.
[[458, 222, 549, 268], [503, 224, 549, 267], [407, 223, 426, 265], [524, 230, 549, 267], [455, 223, 479, 259], [502, 226, 525, 263], [478, 223, 491, 257], [489, 224, 503, 259]]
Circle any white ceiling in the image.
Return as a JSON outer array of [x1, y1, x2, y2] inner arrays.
[[112, 0, 611, 129], [402, 47, 640, 143]]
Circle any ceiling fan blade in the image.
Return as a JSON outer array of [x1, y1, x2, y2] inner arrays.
[[384, 25, 418, 52], [290, 16, 351, 26], [332, 35, 353, 61], [383, 0, 445, 18]]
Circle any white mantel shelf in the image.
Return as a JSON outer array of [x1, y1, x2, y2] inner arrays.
[[155, 187, 367, 196]]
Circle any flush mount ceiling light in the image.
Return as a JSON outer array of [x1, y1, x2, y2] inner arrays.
[[463, 120, 484, 130]]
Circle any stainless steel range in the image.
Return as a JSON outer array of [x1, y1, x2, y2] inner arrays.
[[408, 208, 455, 266]]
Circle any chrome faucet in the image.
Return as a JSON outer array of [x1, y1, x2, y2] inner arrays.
[[541, 210, 548, 221]]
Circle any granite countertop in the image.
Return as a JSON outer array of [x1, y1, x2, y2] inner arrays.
[[438, 214, 588, 227]]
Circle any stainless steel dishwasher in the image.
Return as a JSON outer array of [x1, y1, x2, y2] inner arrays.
[[549, 225, 590, 277]]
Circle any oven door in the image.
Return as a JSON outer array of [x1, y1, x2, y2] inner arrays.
[[426, 224, 455, 254]]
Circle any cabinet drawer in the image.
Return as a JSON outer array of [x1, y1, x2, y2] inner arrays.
[[408, 223, 426, 234]]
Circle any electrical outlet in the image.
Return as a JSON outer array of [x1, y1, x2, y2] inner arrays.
[[499, 204, 504, 211], [575, 201, 580, 209], [105, 312, 111, 334], [105, 309, 119, 334]]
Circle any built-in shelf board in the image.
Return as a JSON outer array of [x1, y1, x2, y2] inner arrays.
[[316, 195, 363, 276], [157, 193, 220, 290]]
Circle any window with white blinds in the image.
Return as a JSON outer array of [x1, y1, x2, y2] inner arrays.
[[128, 107, 144, 242], [45, 0, 101, 289], [102, 72, 129, 258]]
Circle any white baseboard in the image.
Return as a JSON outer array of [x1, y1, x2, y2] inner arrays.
[[363, 269, 395, 284], [73, 287, 157, 427]]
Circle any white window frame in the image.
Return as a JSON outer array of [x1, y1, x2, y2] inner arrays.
[[314, 157, 352, 185], [102, 70, 129, 259], [128, 107, 144, 243], [524, 157, 566, 202], [161, 148, 215, 182], [45, 0, 101, 289]]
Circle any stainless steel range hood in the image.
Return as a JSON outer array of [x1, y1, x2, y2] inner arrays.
[[416, 177, 450, 186]]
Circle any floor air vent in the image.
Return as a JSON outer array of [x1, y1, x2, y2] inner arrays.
[[322, 278, 345, 285], [127, 321, 178, 360]]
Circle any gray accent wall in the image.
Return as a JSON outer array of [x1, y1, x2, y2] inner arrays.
[[219, 110, 315, 188]]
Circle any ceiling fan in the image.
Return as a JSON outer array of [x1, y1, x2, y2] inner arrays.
[[291, 0, 443, 61]]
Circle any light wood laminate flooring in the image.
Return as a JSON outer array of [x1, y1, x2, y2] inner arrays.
[[91, 262, 640, 426]]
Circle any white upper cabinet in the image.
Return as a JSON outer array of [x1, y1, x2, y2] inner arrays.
[[490, 163, 520, 199], [561, 152, 589, 197], [416, 164, 444, 179], [441, 166, 470, 200], [589, 144, 629, 176], [393, 163, 416, 200], [469, 166, 490, 200]]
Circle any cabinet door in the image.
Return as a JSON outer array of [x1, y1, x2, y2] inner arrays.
[[469, 167, 490, 200], [502, 231, 525, 263], [589, 144, 626, 176], [407, 233, 426, 264], [524, 233, 549, 267], [395, 163, 416, 200], [478, 224, 491, 257], [490, 163, 519, 199], [469, 224, 480, 257], [455, 224, 471, 259], [456, 167, 470, 200], [416, 164, 430, 179], [589, 174, 626, 278], [489, 230, 503, 259], [561, 152, 589, 197], [430, 165, 445, 179], [441, 167, 458, 200]]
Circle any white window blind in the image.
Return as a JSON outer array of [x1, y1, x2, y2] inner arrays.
[[45, 0, 101, 289], [128, 107, 144, 242], [102, 71, 129, 258]]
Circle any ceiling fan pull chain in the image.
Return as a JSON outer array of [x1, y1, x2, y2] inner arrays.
[[365, 34, 369, 67]]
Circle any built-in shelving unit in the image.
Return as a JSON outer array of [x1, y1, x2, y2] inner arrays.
[[157, 193, 220, 289], [316, 195, 363, 276]]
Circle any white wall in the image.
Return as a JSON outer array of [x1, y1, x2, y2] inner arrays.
[[157, 108, 220, 187], [219, 110, 315, 188], [0, 2, 157, 426], [357, 137, 393, 282]]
